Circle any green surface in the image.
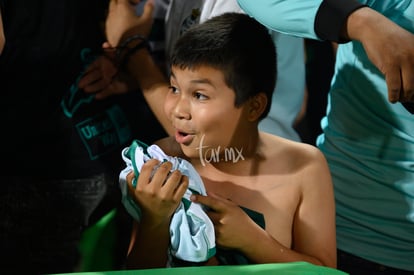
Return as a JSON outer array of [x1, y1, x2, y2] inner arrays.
[[75, 210, 348, 275], [78, 209, 117, 272], [57, 262, 348, 275]]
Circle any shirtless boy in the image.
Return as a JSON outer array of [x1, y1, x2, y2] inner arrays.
[[121, 12, 336, 269]]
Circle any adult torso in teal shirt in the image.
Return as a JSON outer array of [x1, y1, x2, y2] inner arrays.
[[238, 0, 414, 271]]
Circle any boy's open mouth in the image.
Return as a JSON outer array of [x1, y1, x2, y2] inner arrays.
[[175, 130, 194, 145]]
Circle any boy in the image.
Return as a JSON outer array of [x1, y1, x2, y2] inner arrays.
[[121, 12, 336, 269]]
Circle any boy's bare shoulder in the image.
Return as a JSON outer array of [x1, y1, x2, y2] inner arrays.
[[260, 132, 327, 172], [259, 132, 332, 196]]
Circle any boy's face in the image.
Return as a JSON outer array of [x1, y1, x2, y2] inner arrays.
[[165, 65, 249, 160]]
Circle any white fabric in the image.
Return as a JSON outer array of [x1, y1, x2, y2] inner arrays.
[[119, 140, 216, 263]]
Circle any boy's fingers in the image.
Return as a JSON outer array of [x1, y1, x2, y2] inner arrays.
[[191, 194, 223, 212], [126, 171, 137, 194], [168, 173, 189, 200], [126, 171, 135, 185], [149, 161, 173, 188], [138, 159, 161, 186]]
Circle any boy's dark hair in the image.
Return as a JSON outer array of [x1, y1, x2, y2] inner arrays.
[[170, 12, 277, 120]]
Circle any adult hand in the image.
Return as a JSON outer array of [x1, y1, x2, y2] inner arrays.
[[78, 55, 117, 95], [346, 7, 414, 104], [78, 54, 138, 99], [105, 0, 154, 47]]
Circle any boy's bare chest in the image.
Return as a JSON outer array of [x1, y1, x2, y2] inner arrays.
[[202, 175, 300, 247], [202, 174, 301, 215]]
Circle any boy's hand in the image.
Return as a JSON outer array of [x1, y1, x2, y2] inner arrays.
[[191, 192, 260, 251], [127, 159, 189, 225]]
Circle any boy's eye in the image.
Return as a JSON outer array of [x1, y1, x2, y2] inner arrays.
[[169, 86, 179, 94], [194, 92, 208, 100]]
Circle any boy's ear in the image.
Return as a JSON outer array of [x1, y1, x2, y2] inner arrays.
[[248, 93, 267, 121]]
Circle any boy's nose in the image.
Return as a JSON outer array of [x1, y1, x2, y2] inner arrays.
[[173, 96, 191, 120]]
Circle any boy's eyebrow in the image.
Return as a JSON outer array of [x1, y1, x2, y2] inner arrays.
[[190, 78, 214, 86], [170, 71, 216, 88]]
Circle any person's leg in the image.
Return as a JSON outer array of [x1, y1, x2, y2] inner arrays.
[[0, 174, 120, 274]]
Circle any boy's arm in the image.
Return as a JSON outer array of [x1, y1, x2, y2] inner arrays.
[[244, 149, 336, 267], [290, 149, 337, 267], [126, 159, 189, 269], [125, 160, 171, 269], [127, 218, 171, 269]]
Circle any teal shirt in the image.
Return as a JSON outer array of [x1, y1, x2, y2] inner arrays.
[[238, 0, 414, 271]]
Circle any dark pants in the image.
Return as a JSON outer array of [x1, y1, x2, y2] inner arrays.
[[0, 174, 130, 275], [338, 249, 414, 275]]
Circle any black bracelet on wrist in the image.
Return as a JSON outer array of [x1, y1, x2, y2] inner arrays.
[[115, 34, 150, 68], [120, 40, 150, 70]]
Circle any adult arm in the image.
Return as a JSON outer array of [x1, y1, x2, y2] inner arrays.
[[105, 0, 174, 135], [236, 0, 363, 42], [343, 7, 414, 103], [0, 7, 5, 55], [238, 0, 414, 104], [237, 0, 324, 39]]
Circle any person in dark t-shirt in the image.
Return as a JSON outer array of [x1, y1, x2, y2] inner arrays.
[[0, 0, 167, 273]]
